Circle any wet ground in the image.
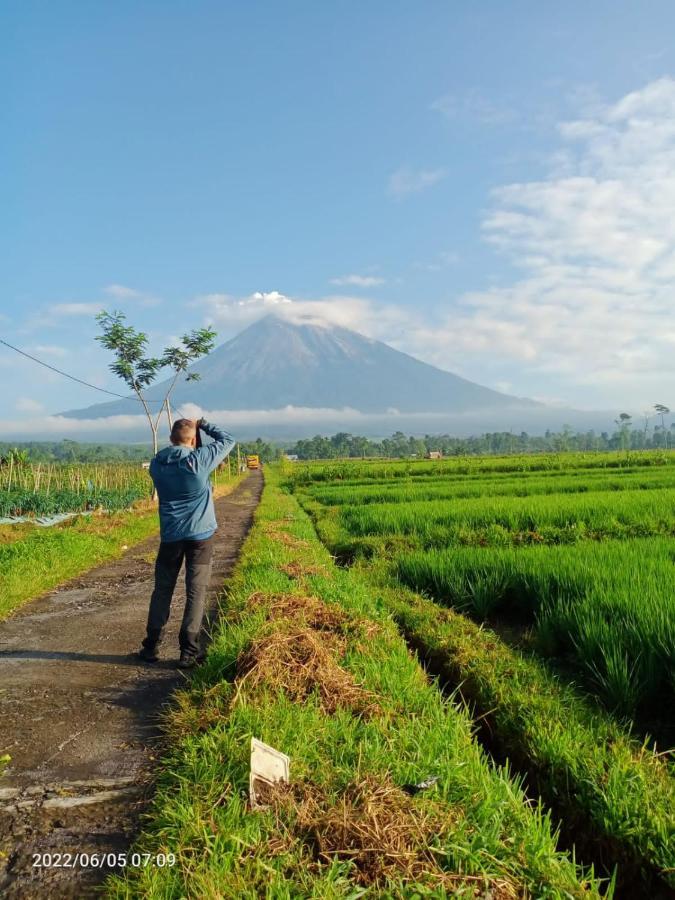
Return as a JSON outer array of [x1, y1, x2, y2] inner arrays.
[[0, 472, 262, 898]]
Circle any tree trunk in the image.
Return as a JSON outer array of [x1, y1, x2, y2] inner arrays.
[[135, 389, 158, 499]]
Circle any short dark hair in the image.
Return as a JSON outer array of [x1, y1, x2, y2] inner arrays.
[[170, 418, 196, 445]]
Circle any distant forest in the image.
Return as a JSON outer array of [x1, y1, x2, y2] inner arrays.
[[287, 423, 673, 460], [1, 419, 672, 464]]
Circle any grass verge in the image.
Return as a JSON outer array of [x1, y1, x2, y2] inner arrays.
[[107, 470, 604, 898]]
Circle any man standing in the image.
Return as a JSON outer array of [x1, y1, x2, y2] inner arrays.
[[138, 418, 235, 668]]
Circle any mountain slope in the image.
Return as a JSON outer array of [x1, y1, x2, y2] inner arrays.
[[62, 315, 539, 419]]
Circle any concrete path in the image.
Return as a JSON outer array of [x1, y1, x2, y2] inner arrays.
[[0, 471, 263, 898]]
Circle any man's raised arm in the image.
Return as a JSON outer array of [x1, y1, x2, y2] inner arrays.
[[195, 419, 235, 473]]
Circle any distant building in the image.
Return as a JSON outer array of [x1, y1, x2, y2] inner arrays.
[[285, 454, 299, 462], [426, 450, 443, 460]]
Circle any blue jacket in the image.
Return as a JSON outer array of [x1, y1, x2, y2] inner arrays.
[[149, 421, 235, 543]]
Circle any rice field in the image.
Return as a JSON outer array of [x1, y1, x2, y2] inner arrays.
[[288, 448, 673, 485], [283, 450, 675, 894], [0, 460, 232, 517], [0, 462, 152, 516]]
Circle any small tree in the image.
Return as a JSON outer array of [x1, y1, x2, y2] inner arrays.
[[614, 413, 632, 450], [95, 310, 216, 456], [654, 404, 670, 448]]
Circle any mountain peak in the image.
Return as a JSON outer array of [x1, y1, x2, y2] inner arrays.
[[62, 314, 538, 419]]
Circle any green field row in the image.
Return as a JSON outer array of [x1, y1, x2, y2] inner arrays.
[[288, 449, 675, 485], [0, 487, 148, 517], [336, 487, 675, 546], [304, 465, 675, 507], [396, 538, 675, 721]]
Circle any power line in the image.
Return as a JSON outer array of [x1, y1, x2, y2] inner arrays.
[[0, 338, 162, 403]]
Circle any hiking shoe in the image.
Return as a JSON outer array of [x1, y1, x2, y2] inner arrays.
[[176, 652, 198, 670], [138, 646, 159, 663]]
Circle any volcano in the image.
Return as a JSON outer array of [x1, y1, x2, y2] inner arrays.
[[62, 315, 538, 420]]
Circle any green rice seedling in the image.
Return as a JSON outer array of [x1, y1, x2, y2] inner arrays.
[[303, 465, 675, 508], [585, 646, 647, 720], [395, 540, 675, 721], [288, 449, 675, 486], [338, 489, 675, 547]]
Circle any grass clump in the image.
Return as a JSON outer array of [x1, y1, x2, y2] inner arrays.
[[266, 776, 518, 898]]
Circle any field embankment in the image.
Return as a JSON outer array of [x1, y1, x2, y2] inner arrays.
[[110, 469, 607, 898]]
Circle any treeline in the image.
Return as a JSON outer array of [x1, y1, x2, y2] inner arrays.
[[3, 423, 673, 465], [287, 425, 674, 460]]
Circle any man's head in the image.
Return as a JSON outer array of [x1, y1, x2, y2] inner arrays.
[[170, 418, 197, 448]]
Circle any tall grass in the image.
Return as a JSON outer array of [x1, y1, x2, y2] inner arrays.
[[396, 539, 675, 720], [375, 579, 675, 895], [338, 488, 675, 546], [0, 461, 150, 494]]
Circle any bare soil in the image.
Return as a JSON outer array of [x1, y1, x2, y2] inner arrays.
[[0, 471, 262, 898]]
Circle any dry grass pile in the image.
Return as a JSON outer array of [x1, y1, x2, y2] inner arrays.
[[266, 777, 517, 897], [279, 560, 328, 580], [247, 591, 353, 634], [235, 623, 379, 717]]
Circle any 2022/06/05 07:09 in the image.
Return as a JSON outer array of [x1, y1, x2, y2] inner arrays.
[[31, 851, 177, 869]]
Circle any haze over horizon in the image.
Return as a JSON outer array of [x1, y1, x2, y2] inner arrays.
[[3, 1, 675, 437]]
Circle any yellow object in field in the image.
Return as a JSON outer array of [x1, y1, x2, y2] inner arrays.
[[246, 454, 260, 469]]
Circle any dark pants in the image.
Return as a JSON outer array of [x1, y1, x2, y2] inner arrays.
[[143, 536, 214, 656]]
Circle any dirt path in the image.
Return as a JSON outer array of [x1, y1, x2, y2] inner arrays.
[[0, 471, 263, 898]]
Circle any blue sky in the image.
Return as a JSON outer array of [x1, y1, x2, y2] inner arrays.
[[3, 1, 675, 434]]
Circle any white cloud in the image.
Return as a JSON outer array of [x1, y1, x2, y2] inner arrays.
[[15, 397, 45, 413], [330, 274, 386, 287], [195, 290, 411, 338], [387, 166, 448, 198], [103, 284, 161, 307], [104, 284, 141, 299], [403, 78, 675, 407], [1, 404, 543, 440], [49, 303, 102, 316]]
